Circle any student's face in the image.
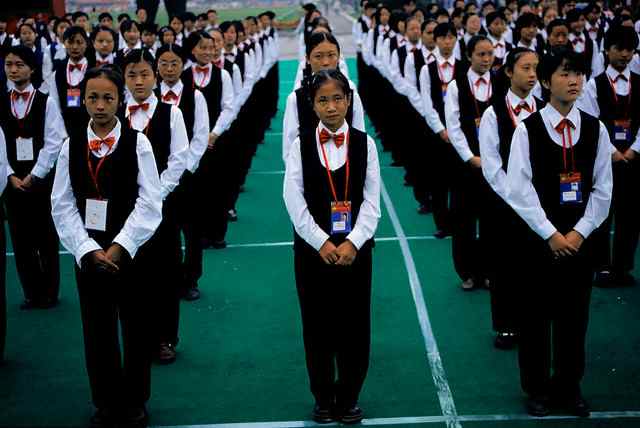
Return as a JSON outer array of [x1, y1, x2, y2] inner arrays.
[[562, 1, 576, 15], [4, 53, 33, 86], [125, 26, 141, 45], [466, 15, 481, 34], [548, 25, 569, 47], [469, 40, 494, 74], [488, 18, 506, 37], [379, 9, 391, 26], [100, 18, 113, 29], [520, 5, 532, 14], [545, 61, 583, 104], [196, 18, 207, 30], [0, 21, 7, 33], [313, 80, 351, 130], [422, 23, 437, 49], [142, 32, 156, 47], [192, 37, 215, 65], [482, 5, 496, 16], [137, 9, 147, 23], [65, 34, 88, 60], [403, 2, 416, 14], [520, 24, 538, 42], [125, 61, 155, 101], [184, 20, 195, 30], [75, 17, 88, 29], [467, 5, 478, 14], [56, 22, 70, 40], [570, 16, 585, 33], [504, 9, 513, 23], [157, 51, 183, 85], [162, 31, 175, 44], [170, 18, 183, 33], [85, 76, 119, 126], [436, 14, 449, 24], [19, 27, 36, 47], [586, 10, 600, 24], [260, 16, 271, 28], [365, 8, 376, 19], [211, 31, 224, 58], [94, 31, 115, 56], [543, 9, 558, 25], [208, 12, 218, 25], [223, 26, 237, 45], [307, 41, 340, 73], [405, 20, 421, 44], [436, 32, 456, 56], [452, 15, 463, 28], [397, 21, 406, 35], [607, 45, 634, 71], [508, 52, 538, 93]]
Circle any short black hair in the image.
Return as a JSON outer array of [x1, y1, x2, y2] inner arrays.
[[538, 48, 586, 84], [4, 44, 38, 70], [207, 9, 218, 15], [140, 23, 158, 35], [306, 31, 341, 57], [119, 19, 140, 36], [546, 18, 569, 35], [434, 22, 457, 39], [603, 24, 639, 52], [183, 30, 213, 59], [117, 13, 131, 23], [63, 25, 90, 44], [98, 13, 113, 22], [122, 48, 156, 72], [182, 12, 196, 23], [309, 69, 352, 103], [197, 13, 208, 21], [467, 34, 491, 57], [516, 12, 539, 32], [91, 26, 117, 47], [485, 10, 506, 27], [503, 46, 537, 74], [421, 18, 437, 33], [81, 65, 125, 105], [156, 43, 186, 64], [71, 11, 89, 21], [565, 8, 584, 24]]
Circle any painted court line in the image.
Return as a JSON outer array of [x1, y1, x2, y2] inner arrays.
[[379, 180, 461, 428], [155, 411, 640, 428], [250, 166, 400, 175]]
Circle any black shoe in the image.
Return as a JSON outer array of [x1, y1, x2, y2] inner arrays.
[[553, 393, 591, 418], [181, 287, 200, 301], [37, 297, 59, 309], [120, 406, 148, 428], [340, 405, 364, 424], [227, 209, 238, 222], [239, 185, 245, 193], [311, 403, 334, 424], [155, 342, 177, 365], [593, 270, 612, 287], [610, 271, 637, 287], [433, 229, 451, 239], [494, 332, 518, 350], [526, 395, 550, 417], [211, 240, 227, 249], [390, 160, 402, 167], [417, 204, 432, 215], [20, 299, 38, 310], [89, 408, 117, 428]]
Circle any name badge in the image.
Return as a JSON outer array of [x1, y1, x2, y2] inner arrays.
[[559, 172, 583, 205], [16, 137, 34, 161], [67, 88, 81, 108], [441, 83, 448, 99], [85, 199, 108, 232], [474, 117, 481, 137], [331, 201, 352, 234], [613, 119, 630, 142]]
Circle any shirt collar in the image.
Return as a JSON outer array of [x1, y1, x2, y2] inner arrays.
[[87, 117, 121, 147], [543, 103, 580, 129], [69, 57, 88, 67], [488, 34, 504, 45], [318, 120, 350, 140], [436, 49, 454, 66], [9, 83, 34, 94], [161, 80, 183, 95], [517, 38, 537, 49], [468, 68, 490, 85], [605, 65, 630, 82], [125, 93, 157, 117], [193, 62, 212, 73], [507, 89, 534, 110], [96, 52, 114, 62]]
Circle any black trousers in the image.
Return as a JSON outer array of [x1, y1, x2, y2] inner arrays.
[[0, 213, 6, 361], [175, 172, 203, 289], [196, 146, 230, 243], [75, 260, 151, 411], [4, 176, 60, 303], [591, 160, 640, 273], [294, 242, 373, 409], [450, 165, 490, 281], [517, 243, 594, 398], [136, 0, 186, 24], [429, 136, 455, 233]]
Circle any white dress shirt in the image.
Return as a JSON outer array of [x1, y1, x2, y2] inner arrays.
[[479, 89, 538, 201], [159, 80, 210, 173], [6, 84, 67, 178], [283, 121, 381, 251], [445, 68, 492, 162], [51, 118, 163, 264], [353, 15, 372, 53], [191, 63, 236, 136], [40, 43, 67, 94], [48, 57, 88, 116], [0, 127, 8, 195], [506, 104, 613, 240], [95, 52, 115, 66], [282, 79, 366, 163], [125, 94, 189, 200], [419, 50, 457, 134], [488, 34, 508, 60], [578, 65, 640, 153]]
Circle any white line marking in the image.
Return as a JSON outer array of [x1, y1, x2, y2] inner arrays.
[[379, 180, 461, 428], [250, 166, 399, 175], [154, 410, 640, 428]]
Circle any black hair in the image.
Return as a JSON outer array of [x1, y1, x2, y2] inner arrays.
[[538, 48, 586, 84], [503, 46, 537, 74], [122, 48, 156, 72], [310, 16, 332, 34], [245, 16, 258, 25], [583, 2, 601, 15], [183, 30, 213, 60], [63, 25, 90, 44], [120, 19, 140, 37], [389, 11, 408, 33], [81, 65, 125, 105], [463, 12, 480, 26], [306, 31, 341, 58], [464, 3, 478, 14], [207, 9, 218, 15], [140, 23, 158, 35], [452, 8, 464, 19], [433, 8, 451, 20], [71, 11, 89, 22], [516, 12, 539, 32], [169, 15, 183, 24], [565, 8, 584, 24], [485, 10, 506, 27], [603, 24, 639, 52], [433, 22, 457, 39], [53, 17, 71, 35], [467, 34, 491, 57], [546, 18, 569, 35], [91, 25, 117, 43], [117, 13, 131, 23], [421, 18, 437, 32], [197, 13, 208, 21], [4, 45, 38, 70], [158, 26, 177, 40], [302, 3, 317, 13], [17, 23, 37, 37], [219, 21, 234, 34], [232, 21, 245, 35], [182, 12, 196, 23], [98, 12, 113, 22], [156, 43, 187, 64], [309, 69, 352, 103]]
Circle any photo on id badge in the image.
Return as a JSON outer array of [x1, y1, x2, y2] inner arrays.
[[331, 201, 352, 234]]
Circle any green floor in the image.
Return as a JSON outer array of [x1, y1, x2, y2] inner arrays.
[[1, 59, 639, 428]]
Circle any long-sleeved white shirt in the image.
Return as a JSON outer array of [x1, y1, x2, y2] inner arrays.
[[568, 33, 604, 76], [506, 104, 613, 240], [190, 63, 236, 136], [51, 119, 163, 264], [48, 57, 88, 128], [159, 80, 210, 173], [0, 127, 8, 195], [283, 121, 381, 251], [445, 68, 492, 162], [125, 94, 188, 200], [353, 15, 372, 53], [5, 84, 67, 178], [282, 79, 366, 163], [40, 43, 67, 94], [479, 89, 539, 201], [419, 50, 457, 133]]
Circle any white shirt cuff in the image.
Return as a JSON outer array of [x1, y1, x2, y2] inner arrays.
[[310, 228, 330, 252], [346, 230, 365, 251], [31, 163, 48, 179], [432, 123, 445, 135], [113, 233, 138, 259], [212, 126, 224, 137], [574, 218, 595, 239], [76, 239, 102, 266], [535, 220, 558, 241]]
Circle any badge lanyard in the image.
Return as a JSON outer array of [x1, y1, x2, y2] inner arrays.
[[437, 60, 455, 93], [318, 129, 350, 204], [557, 122, 576, 174], [86, 145, 109, 199], [67, 62, 86, 87], [607, 74, 631, 117], [470, 75, 491, 121], [11, 90, 36, 135], [505, 96, 535, 129]]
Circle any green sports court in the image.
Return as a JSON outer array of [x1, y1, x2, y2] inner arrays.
[[1, 58, 639, 428]]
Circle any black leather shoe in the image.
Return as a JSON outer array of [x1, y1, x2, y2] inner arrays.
[[340, 405, 364, 424], [311, 403, 334, 424], [120, 406, 148, 428], [593, 270, 612, 287], [89, 408, 116, 428], [611, 271, 637, 287], [494, 332, 518, 350], [417, 204, 432, 215], [526, 396, 550, 417], [181, 287, 200, 301], [433, 229, 451, 239], [38, 297, 59, 309], [20, 300, 38, 310], [156, 342, 177, 365], [211, 240, 227, 249], [553, 394, 591, 417]]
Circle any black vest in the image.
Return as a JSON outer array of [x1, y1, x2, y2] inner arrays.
[[397, 45, 409, 78], [413, 49, 426, 92], [68, 126, 140, 248], [54, 58, 89, 130], [358, 17, 368, 33], [294, 84, 355, 136], [428, 60, 466, 124], [1, 90, 48, 177], [594, 71, 640, 152], [525, 111, 599, 234], [294, 127, 373, 251], [154, 84, 196, 142], [456, 73, 494, 156], [134, 101, 172, 174], [182, 66, 222, 132]]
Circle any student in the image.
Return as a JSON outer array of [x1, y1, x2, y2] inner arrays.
[[51, 65, 162, 428], [122, 48, 189, 362], [49, 26, 90, 134], [485, 11, 512, 69], [156, 44, 210, 304], [16, 23, 44, 87], [98, 12, 114, 29], [566, 9, 603, 78], [118, 20, 142, 59], [454, 13, 482, 64], [283, 32, 365, 163], [71, 11, 91, 36], [91, 26, 117, 67], [182, 31, 235, 251], [514, 13, 545, 56], [169, 15, 184, 46], [2, 45, 65, 309], [283, 69, 380, 425], [140, 24, 158, 57], [479, 47, 542, 349], [41, 18, 71, 91], [445, 35, 495, 290], [158, 26, 177, 46], [506, 50, 613, 418], [578, 25, 640, 287], [0, 126, 8, 363]]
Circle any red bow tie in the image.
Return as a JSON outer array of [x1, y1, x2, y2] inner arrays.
[[195, 65, 210, 75], [128, 103, 150, 114], [513, 101, 532, 115], [441, 61, 451, 69], [475, 77, 487, 87], [588, 27, 598, 33], [11, 90, 31, 102], [68, 62, 84, 72], [319, 128, 346, 147], [427, 53, 436, 62], [554, 118, 575, 134], [163, 90, 179, 102], [572, 36, 584, 45], [89, 136, 116, 152], [214, 59, 224, 69], [614, 74, 628, 82], [495, 42, 504, 48]]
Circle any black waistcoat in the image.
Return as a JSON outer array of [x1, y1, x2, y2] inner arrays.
[[397, 45, 408, 78], [455, 72, 494, 155], [182, 66, 222, 132], [428, 59, 465, 123], [54, 58, 89, 129], [594, 71, 640, 152]]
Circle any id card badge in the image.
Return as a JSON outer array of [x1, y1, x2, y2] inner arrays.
[[67, 88, 81, 108], [441, 83, 448, 99], [85, 199, 108, 232], [559, 172, 583, 205], [15, 137, 34, 161], [474, 117, 481, 137], [331, 201, 352, 234], [613, 119, 631, 142]]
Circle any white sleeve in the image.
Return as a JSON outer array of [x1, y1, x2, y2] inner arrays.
[[351, 88, 366, 132], [31, 96, 67, 179], [0, 127, 8, 195], [159, 106, 189, 199], [212, 69, 236, 136], [591, 43, 605, 77], [187, 90, 210, 173], [40, 49, 53, 94], [445, 81, 474, 162], [282, 91, 299, 163], [576, 78, 600, 117], [479, 107, 507, 200], [420, 65, 445, 134]]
